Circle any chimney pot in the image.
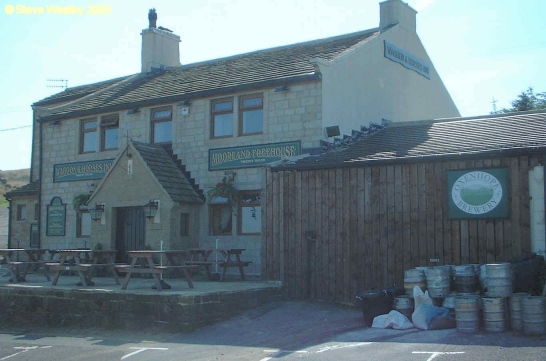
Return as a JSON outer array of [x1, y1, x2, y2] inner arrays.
[[148, 8, 157, 28]]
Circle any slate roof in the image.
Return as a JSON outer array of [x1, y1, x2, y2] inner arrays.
[[273, 110, 546, 171], [34, 29, 380, 122], [4, 180, 39, 198], [131, 142, 205, 204]]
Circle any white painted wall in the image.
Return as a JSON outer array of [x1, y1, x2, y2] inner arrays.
[[320, 24, 460, 136], [529, 166, 545, 256]]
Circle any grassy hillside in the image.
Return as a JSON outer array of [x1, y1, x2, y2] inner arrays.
[[0, 169, 30, 207]]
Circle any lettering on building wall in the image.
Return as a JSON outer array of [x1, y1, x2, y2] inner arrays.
[[384, 40, 430, 79], [209, 141, 301, 170], [53, 159, 114, 182]]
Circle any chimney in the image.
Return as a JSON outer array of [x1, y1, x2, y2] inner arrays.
[[379, 0, 417, 33], [141, 8, 181, 73]]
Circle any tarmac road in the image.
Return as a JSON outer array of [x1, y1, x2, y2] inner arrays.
[[0, 300, 544, 361]]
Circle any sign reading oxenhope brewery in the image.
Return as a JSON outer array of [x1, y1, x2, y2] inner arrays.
[[384, 40, 430, 79], [54, 159, 114, 182], [447, 168, 509, 219], [209, 141, 301, 170]]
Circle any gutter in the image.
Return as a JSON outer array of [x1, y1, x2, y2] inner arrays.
[[37, 74, 321, 123]]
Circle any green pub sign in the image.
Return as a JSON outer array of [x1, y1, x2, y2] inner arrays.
[[447, 168, 509, 219], [46, 196, 66, 236], [54, 159, 114, 182], [209, 141, 301, 170]]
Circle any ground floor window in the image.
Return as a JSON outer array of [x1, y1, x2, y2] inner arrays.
[[238, 191, 261, 234], [180, 213, 190, 236], [77, 211, 91, 238], [209, 198, 232, 235]]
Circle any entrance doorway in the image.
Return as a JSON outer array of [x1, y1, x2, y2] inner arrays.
[[116, 207, 146, 263]]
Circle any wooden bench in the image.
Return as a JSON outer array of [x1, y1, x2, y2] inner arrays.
[[6, 261, 50, 281], [118, 265, 194, 290], [184, 261, 214, 278], [219, 261, 252, 281]]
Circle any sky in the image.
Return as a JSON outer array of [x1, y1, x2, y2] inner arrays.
[[0, 0, 545, 171]]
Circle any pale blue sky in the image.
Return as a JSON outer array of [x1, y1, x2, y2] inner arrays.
[[1, 0, 545, 170]]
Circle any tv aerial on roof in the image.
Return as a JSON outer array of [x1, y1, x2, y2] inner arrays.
[[46, 79, 68, 89]]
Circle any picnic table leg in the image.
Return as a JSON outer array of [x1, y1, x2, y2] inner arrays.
[[121, 272, 132, 290], [111, 267, 120, 285], [151, 273, 163, 290], [236, 254, 246, 281], [181, 267, 194, 289]]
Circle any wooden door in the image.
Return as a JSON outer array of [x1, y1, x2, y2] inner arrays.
[[115, 207, 146, 263]]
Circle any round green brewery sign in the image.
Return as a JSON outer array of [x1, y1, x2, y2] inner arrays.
[[451, 171, 503, 215]]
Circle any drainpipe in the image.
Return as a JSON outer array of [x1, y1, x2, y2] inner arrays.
[[37, 115, 43, 248], [7, 198, 12, 248], [543, 153, 546, 256]]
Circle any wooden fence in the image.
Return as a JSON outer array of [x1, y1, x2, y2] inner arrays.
[[263, 155, 539, 303]]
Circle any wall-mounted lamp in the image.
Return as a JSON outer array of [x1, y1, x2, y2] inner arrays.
[[325, 125, 340, 137], [274, 85, 289, 92], [177, 100, 192, 106], [89, 203, 105, 222], [127, 108, 140, 115], [143, 200, 159, 219]]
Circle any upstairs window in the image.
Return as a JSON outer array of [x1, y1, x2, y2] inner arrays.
[[211, 98, 234, 138], [80, 118, 97, 153], [101, 114, 119, 150], [152, 107, 172, 143], [239, 94, 263, 135]]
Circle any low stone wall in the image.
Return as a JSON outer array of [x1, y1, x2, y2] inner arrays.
[[0, 287, 286, 332]]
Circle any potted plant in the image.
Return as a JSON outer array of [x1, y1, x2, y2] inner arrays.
[[206, 173, 239, 212]]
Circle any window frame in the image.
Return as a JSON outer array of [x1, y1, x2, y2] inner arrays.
[[180, 212, 190, 236], [151, 106, 173, 144], [209, 199, 233, 236], [239, 93, 264, 136], [238, 191, 261, 235], [211, 97, 234, 139], [76, 210, 91, 238], [80, 118, 97, 154], [100, 114, 119, 151], [16, 204, 27, 221]]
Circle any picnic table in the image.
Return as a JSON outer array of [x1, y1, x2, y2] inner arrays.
[[48, 249, 119, 286], [117, 250, 194, 291], [0, 248, 49, 282], [187, 248, 251, 282]]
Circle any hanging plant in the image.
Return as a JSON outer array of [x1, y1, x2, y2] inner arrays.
[[206, 174, 239, 210], [73, 193, 91, 212]]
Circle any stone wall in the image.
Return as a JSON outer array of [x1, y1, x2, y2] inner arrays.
[[0, 286, 286, 332]]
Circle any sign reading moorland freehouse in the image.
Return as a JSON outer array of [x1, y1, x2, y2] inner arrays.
[[447, 168, 509, 219], [209, 141, 301, 170]]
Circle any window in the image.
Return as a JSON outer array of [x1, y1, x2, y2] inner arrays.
[[77, 211, 91, 238], [16, 204, 27, 221], [80, 118, 97, 153], [211, 98, 234, 138], [239, 94, 263, 135], [101, 114, 119, 150], [180, 213, 190, 236], [151, 107, 172, 143], [238, 191, 261, 234], [209, 198, 232, 235]]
